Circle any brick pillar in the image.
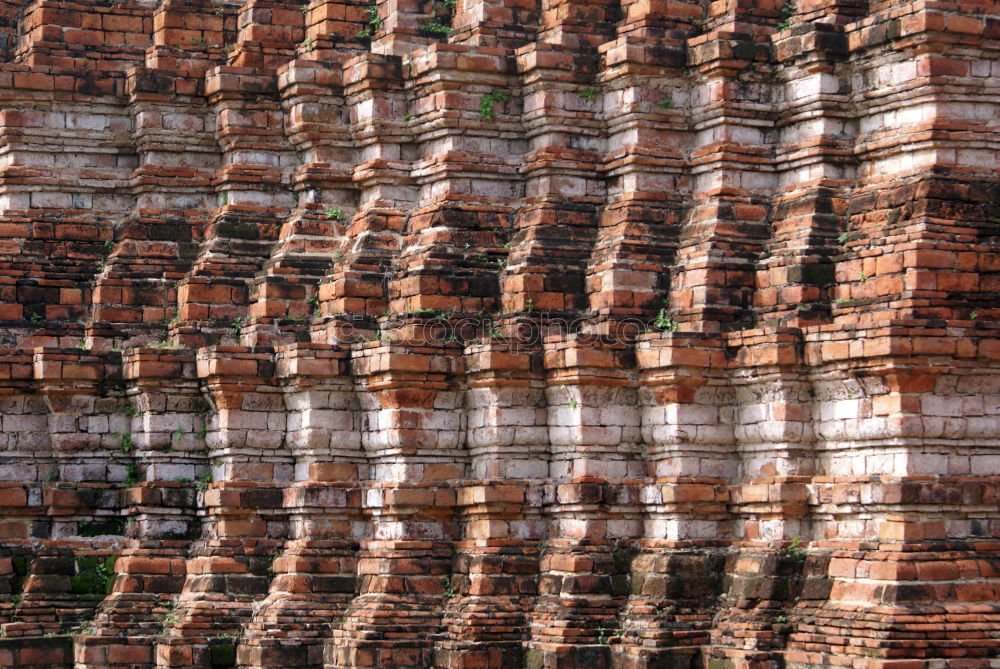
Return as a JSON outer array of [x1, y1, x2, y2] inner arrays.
[[236, 345, 362, 669], [432, 342, 546, 667], [500, 44, 601, 320], [619, 333, 733, 668], [310, 53, 409, 337], [522, 336, 642, 668], [228, 0, 305, 71], [451, 0, 540, 47], [173, 68, 297, 348], [754, 26, 851, 328], [78, 349, 203, 669], [243, 62, 352, 347], [385, 45, 519, 322], [325, 341, 464, 668], [153, 347, 289, 669]]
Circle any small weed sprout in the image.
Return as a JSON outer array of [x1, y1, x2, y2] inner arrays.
[[785, 535, 807, 561], [654, 308, 679, 332], [442, 576, 455, 600], [422, 20, 451, 35], [308, 284, 321, 317], [776, 2, 796, 30], [124, 461, 141, 487], [658, 97, 674, 110], [970, 310, 979, 321], [325, 206, 345, 220], [479, 91, 510, 121], [596, 626, 615, 645], [356, 3, 382, 38], [194, 471, 213, 492], [579, 87, 599, 102], [161, 601, 179, 624]]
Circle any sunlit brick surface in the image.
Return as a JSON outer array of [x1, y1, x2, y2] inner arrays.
[[0, 0, 999, 667]]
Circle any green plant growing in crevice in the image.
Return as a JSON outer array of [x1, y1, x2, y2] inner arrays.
[[356, 3, 383, 39], [784, 535, 807, 561], [308, 282, 322, 317], [69, 555, 118, 595], [579, 87, 599, 102], [776, 2, 796, 30], [124, 461, 141, 487], [564, 386, 578, 410], [691, 15, 708, 29], [970, 311, 979, 321], [194, 470, 213, 492], [77, 518, 125, 537], [422, 20, 451, 34], [421, 0, 456, 38], [653, 303, 679, 332], [302, 36, 314, 52], [114, 432, 134, 453], [478, 90, 509, 121], [196, 423, 208, 440], [442, 576, 455, 600], [658, 97, 674, 110], [325, 206, 345, 220], [45, 466, 60, 482], [160, 600, 179, 625]]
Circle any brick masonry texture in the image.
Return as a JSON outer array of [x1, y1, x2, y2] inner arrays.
[[0, 0, 999, 667]]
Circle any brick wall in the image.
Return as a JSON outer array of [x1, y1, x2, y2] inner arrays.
[[0, 0, 999, 668]]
